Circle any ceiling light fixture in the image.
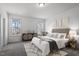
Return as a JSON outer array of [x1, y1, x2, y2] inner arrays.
[[37, 3, 46, 7]]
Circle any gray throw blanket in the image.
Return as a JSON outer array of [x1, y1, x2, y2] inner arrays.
[[48, 39, 58, 52]]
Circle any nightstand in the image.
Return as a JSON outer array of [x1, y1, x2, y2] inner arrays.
[[67, 37, 77, 49]]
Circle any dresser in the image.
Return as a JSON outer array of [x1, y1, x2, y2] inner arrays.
[[67, 38, 77, 49]]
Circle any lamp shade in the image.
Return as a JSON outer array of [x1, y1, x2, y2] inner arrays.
[[69, 30, 77, 38]]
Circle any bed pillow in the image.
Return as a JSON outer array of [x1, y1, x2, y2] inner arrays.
[[51, 33, 59, 38], [47, 33, 52, 37], [47, 33, 59, 38], [58, 33, 66, 39]]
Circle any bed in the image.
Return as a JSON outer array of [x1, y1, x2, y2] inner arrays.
[[31, 28, 70, 55], [38, 35, 69, 49]]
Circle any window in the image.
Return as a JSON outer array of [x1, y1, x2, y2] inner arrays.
[[10, 17, 21, 34]]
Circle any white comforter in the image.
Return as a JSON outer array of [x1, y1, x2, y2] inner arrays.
[[38, 36, 69, 49], [31, 36, 69, 55]]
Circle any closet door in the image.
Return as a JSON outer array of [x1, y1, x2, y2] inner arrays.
[[0, 14, 3, 47], [30, 21, 45, 36], [3, 18, 5, 46], [37, 23, 45, 35]]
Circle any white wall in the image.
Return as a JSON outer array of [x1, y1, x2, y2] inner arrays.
[[8, 14, 45, 34], [21, 17, 45, 33], [46, 6, 79, 32], [8, 14, 45, 42], [0, 10, 46, 44]]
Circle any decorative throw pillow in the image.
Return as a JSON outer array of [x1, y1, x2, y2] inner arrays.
[[58, 33, 66, 39], [59, 35, 65, 39]]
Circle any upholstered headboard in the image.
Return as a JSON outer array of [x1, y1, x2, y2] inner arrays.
[[52, 28, 70, 38]]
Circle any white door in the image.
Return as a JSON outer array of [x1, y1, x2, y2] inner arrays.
[[0, 15, 1, 46]]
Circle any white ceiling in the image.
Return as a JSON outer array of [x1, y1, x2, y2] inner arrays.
[[0, 3, 79, 19]]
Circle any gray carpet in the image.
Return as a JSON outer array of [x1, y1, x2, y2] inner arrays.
[[0, 42, 27, 56], [24, 42, 68, 56], [62, 48, 79, 56], [0, 41, 79, 56]]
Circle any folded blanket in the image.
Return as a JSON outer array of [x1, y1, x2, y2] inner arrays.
[[48, 39, 58, 52]]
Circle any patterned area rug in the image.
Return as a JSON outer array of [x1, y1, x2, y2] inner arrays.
[[24, 42, 68, 56]]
